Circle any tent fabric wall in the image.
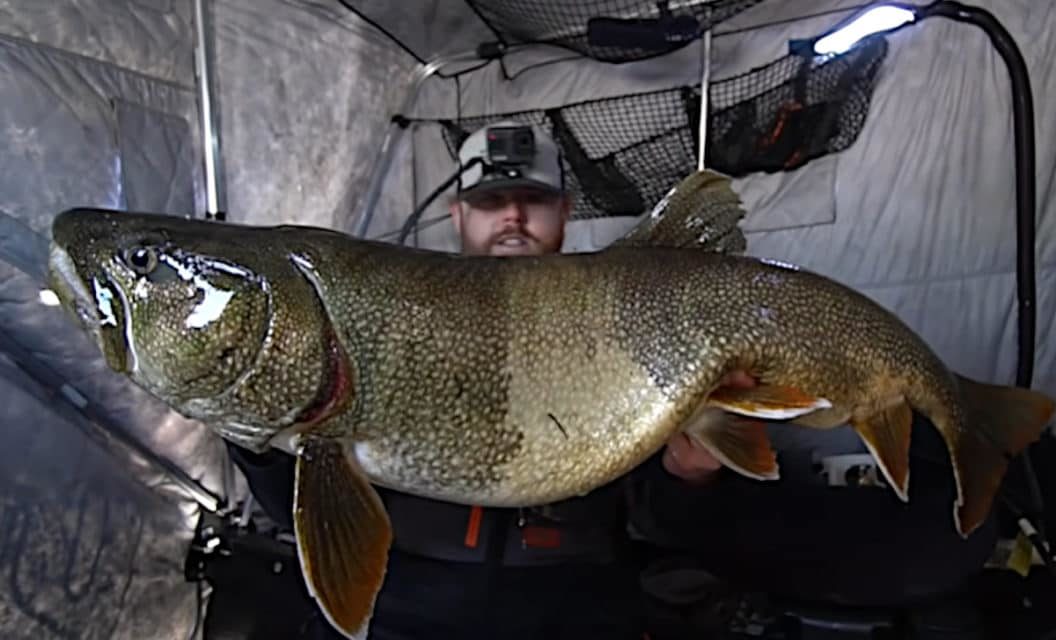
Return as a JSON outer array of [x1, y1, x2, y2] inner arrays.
[[0, 353, 201, 640], [0, 0, 214, 637], [363, 0, 1056, 414], [213, 0, 417, 232], [0, 0, 417, 637]]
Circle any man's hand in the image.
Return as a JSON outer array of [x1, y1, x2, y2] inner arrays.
[[661, 370, 757, 484]]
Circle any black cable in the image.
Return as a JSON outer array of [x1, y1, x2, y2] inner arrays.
[[917, 0, 1046, 551], [917, 4, 1036, 386], [374, 212, 452, 242], [334, 0, 426, 65], [397, 157, 482, 245], [435, 57, 497, 80], [463, 0, 509, 49]]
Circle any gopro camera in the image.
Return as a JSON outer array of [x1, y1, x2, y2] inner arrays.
[[485, 125, 535, 168]]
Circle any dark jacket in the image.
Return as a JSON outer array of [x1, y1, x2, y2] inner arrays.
[[225, 442, 673, 566]]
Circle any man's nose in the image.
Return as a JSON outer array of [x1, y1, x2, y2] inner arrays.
[[498, 200, 526, 224]]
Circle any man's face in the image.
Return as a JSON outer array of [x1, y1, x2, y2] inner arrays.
[[450, 187, 571, 257]]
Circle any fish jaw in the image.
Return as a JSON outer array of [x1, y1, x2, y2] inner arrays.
[[47, 243, 132, 373]]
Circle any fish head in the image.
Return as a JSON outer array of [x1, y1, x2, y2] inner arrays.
[[48, 208, 273, 411]]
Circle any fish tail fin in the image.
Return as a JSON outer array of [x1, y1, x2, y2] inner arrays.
[[945, 374, 1054, 538], [294, 437, 392, 639], [613, 169, 747, 253]]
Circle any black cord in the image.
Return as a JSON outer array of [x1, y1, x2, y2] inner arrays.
[[918, 0, 1047, 551], [397, 157, 482, 245], [436, 57, 497, 80], [845, 2, 1051, 574], [334, 0, 426, 65]]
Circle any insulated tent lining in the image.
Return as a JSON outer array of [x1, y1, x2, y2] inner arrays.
[[0, 1, 419, 637], [0, 1, 217, 635], [214, 0, 419, 231]]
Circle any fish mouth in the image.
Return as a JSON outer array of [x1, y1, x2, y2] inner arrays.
[[48, 244, 133, 373], [48, 244, 98, 331]]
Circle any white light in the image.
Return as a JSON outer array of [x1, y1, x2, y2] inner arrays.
[[185, 284, 235, 329], [39, 289, 60, 306], [92, 277, 119, 327], [813, 6, 916, 56]]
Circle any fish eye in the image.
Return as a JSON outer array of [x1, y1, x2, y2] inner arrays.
[[124, 246, 158, 275]]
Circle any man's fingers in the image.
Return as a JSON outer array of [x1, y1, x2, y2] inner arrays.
[[719, 370, 757, 389], [663, 433, 722, 481]]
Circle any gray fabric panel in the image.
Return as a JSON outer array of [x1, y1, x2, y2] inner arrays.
[[115, 98, 197, 213], [0, 30, 226, 640], [0, 34, 204, 236], [332, 0, 495, 64], [0, 0, 196, 88], [0, 210, 50, 282], [212, 0, 417, 230]]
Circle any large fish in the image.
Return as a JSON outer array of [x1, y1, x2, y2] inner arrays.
[[46, 172, 1053, 639]]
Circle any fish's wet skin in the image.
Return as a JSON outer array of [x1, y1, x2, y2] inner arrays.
[[47, 172, 1054, 639]]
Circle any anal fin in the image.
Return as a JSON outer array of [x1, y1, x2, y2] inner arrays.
[[708, 383, 832, 420], [684, 406, 779, 481], [294, 437, 392, 640], [851, 398, 913, 502]]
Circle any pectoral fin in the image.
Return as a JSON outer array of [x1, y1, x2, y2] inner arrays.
[[294, 437, 392, 640], [850, 398, 913, 502], [684, 406, 779, 481], [708, 383, 832, 420]]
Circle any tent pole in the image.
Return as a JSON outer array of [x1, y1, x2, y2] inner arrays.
[[194, 0, 227, 220], [697, 12, 712, 171]]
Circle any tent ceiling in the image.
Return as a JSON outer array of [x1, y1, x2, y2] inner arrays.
[[343, 0, 768, 67]]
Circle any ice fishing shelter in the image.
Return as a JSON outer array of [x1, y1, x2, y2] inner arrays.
[[1, 1, 1054, 638]]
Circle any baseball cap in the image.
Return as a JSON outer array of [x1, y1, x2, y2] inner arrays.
[[456, 120, 565, 199]]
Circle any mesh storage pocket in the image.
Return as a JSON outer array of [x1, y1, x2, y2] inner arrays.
[[417, 36, 887, 222]]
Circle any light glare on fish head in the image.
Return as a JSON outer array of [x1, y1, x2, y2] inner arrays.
[[49, 208, 272, 409]]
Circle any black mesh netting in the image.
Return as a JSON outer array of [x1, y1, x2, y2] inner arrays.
[[414, 35, 888, 222], [467, 0, 765, 63]]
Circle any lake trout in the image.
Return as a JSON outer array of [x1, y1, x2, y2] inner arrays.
[[45, 173, 1053, 639]]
